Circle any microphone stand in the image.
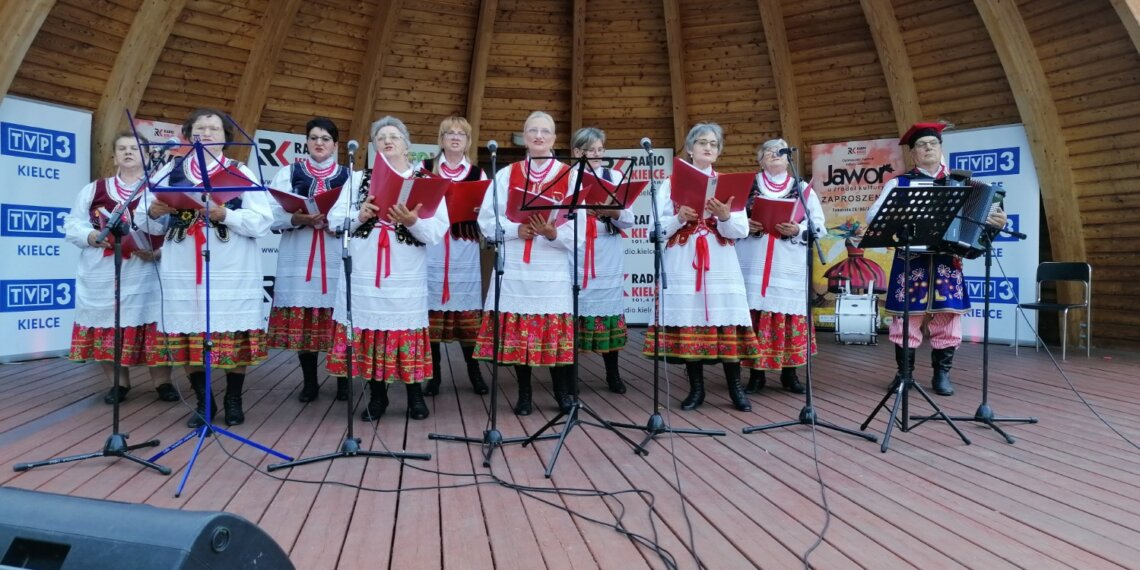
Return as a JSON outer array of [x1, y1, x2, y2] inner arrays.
[[14, 175, 170, 475], [270, 144, 430, 472], [429, 143, 558, 467], [521, 154, 647, 478], [609, 142, 726, 448], [742, 151, 877, 442], [144, 131, 293, 496]]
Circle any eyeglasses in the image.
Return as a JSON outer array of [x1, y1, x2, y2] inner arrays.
[[581, 146, 606, 155], [308, 135, 334, 143], [693, 139, 720, 149], [525, 128, 554, 137], [913, 139, 941, 149], [375, 134, 405, 143], [444, 131, 468, 138]]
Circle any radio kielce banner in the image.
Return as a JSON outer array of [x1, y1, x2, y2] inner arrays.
[[811, 126, 1040, 344], [605, 148, 672, 326], [0, 96, 92, 362]]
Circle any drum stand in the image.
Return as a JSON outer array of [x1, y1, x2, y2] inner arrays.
[[910, 216, 1036, 443], [742, 156, 876, 443]]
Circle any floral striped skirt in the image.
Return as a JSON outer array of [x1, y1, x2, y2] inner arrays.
[[267, 306, 335, 352], [642, 325, 759, 364], [152, 330, 269, 369], [577, 315, 627, 353], [474, 312, 574, 367], [68, 322, 163, 366], [326, 323, 432, 383], [747, 310, 817, 370], [429, 309, 482, 345]]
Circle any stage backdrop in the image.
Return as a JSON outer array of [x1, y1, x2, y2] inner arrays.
[[811, 125, 1040, 344], [605, 148, 672, 325], [0, 96, 91, 362]]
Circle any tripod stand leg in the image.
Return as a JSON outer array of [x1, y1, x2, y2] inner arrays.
[[910, 384, 971, 445], [877, 382, 906, 453], [576, 404, 647, 456], [860, 377, 901, 431]]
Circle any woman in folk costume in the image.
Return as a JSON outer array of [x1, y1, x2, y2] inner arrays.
[[736, 138, 826, 395], [66, 131, 175, 404], [421, 116, 489, 397], [570, 127, 631, 394], [139, 108, 273, 427], [474, 111, 577, 416], [327, 116, 448, 421], [267, 117, 356, 403], [644, 123, 759, 412], [867, 122, 1006, 397]]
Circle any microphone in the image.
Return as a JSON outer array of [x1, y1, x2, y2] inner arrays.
[[640, 137, 653, 153], [487, 140, 498, 155], [777, 147, 796, 157], [346, 139, 360, 154]]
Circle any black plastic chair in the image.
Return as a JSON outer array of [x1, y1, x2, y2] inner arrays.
[[1014, 262, 1091, 361]]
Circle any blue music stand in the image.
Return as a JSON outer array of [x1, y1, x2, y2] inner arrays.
[[129, 111, 292, 496]]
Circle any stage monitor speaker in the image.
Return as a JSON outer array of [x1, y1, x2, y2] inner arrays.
[[0, 487, 293, 570]]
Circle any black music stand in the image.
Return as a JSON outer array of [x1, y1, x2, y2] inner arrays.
[[911, 201, 1037, 443], [14, 170, 170, 476], [858, 183, 972, 452], [140, 113, 293, 495], [428, 146, 559, 467], [518, 155, 647, 478], [742, 154, 877, 444]]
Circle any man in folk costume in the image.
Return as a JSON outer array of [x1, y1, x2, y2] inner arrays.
[[421, 116, 490, 397], [327, 116, 448, 422], [474, 111, 577, 416], [267, 117, 357, 403], [866, 122, 1007, 396]]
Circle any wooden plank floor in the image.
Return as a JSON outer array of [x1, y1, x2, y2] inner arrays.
[[2, 329, 1139, 569]]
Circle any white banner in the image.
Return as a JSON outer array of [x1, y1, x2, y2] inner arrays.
[[0, 96, 92, 362], [605, 148, 672, 325], [943, 125, 1040, 343]]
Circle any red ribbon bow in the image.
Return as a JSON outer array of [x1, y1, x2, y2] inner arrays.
[[692, 230, 711, 321], [522, 238, 534, 264], [306, 230, 328, 294], [190, 219, 206, 285], [441, 233, 451, 304], [760, 234, 777, 297], [582, 217, 598, 288], [374, 224, 392, 287]]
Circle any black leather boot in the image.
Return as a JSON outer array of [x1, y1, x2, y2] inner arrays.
[[462, 345, 489, 395], [746, 368, 766, 393], [602, 351, 626, 394], [223, 372, 245, 426], [551, 367, 575, 414], [335, 376, 350, 401], [425, 342, 442, 396], [724, 362, 751, 411], [780, 367, 805, 394], [931, 347, 956, 396], [298, 352, 319, 402], [186, 371, 216, 428], [894, 344, 916, 384], [407, 382, 430, 420], [681, 362, 705, 410], [360, 381, 389, 421], [514, 365, 533, 416]]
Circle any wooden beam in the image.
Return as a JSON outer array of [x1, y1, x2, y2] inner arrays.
[[974, 0, 1087, 339], [0, 0, 56, 102], [465, 0, 498, 159], [228, 0, 304, 162], [757, 0, 802, 159], [1111, 0, 1140, 56], [570, 0, 586, 138], [662, 0, 689, 152], [860, 0, 922, 134], [91, 0, 187, 177], [351, 0, 404, 163]]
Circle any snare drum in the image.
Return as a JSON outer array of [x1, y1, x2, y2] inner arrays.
[[835, 293, 880, 345]]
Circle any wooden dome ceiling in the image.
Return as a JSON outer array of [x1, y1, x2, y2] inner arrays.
[[3, 0, 1139, 346]]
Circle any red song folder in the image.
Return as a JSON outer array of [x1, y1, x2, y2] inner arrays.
[[97, 208, 164, 256], [579, 170, 648, 210], [669, 158, 751, 215], [750, 195, 806, 232], [367, 152, 449, 219], [505, 182, 571, 227], [446, 180, 492, 224], [154, 164, 255, 209], [269, 184, 343, 216]]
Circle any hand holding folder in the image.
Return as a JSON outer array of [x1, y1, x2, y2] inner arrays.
[[367, 152, 448, 220], [579, 170, 647, 211], [269, 184, 343, 217], [669, 158, 751, 217]]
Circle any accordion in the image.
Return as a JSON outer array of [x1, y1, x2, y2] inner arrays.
[[906, 172, 1004, 259]]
